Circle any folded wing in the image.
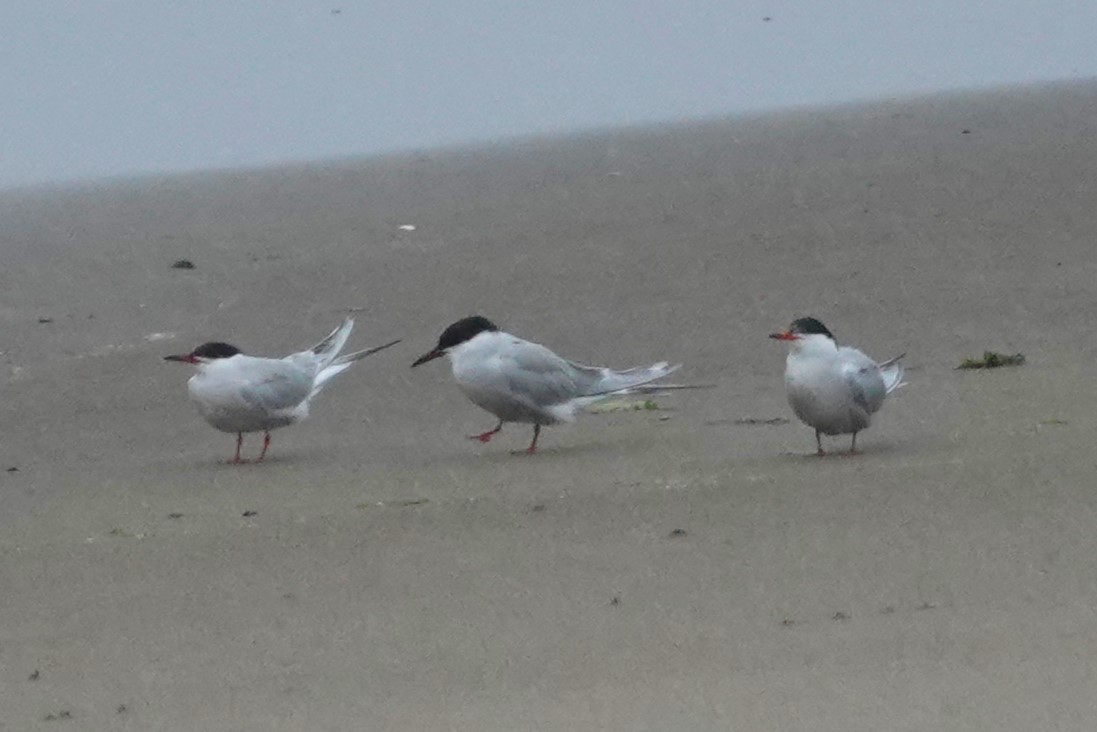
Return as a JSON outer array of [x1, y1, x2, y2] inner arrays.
[[499, 340, 681, 408], [239, 360, 314, 412]]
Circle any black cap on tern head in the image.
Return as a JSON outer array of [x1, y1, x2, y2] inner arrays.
[[769, 316, 835, 342], [789, 317, 834, 340], [192, 342, 243, 359], [412, 315, 499, 367], [164, 341, 242, 363], [437, 316, 499, 350]]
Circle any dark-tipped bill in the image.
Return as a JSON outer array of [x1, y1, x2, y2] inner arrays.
[[411, 349, 443, 368], [768, 331, 798, 341], [164, 353, 199, 363]]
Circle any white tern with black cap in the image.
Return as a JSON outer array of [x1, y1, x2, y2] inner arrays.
[[412, 315, 694, 454], [165, 318, 400, 463], [770, 316, 905, 455]]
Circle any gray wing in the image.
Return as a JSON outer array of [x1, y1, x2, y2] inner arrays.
[[498, 341, 677, 405], [498, 340, 594, 408], [239, 361, 313, 412], [840, 349, 888, 415]]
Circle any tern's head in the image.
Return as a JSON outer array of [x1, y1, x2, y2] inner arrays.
[[411, 316, 499, 367], [164, 341, 242, 365], [769, 317, 837, 353]]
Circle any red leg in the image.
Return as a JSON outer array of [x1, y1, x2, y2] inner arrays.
[[256, 432, 272, 462], [523, 424, 541, 455], [231, 433, 244, 464], [469, 421, 503, 443]]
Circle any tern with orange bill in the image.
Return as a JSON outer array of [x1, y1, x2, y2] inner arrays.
[[770, 317, 904, 455]]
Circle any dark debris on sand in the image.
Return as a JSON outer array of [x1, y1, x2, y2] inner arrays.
[[956, 351, 1025, 369]]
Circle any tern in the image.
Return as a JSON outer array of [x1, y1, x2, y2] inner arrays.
[[165, 318, 400, 463], [769, 317, 904, 455], [411, 315, 688, 454]]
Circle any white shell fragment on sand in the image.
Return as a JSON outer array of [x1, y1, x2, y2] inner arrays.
[[397, 224, 416, 231]]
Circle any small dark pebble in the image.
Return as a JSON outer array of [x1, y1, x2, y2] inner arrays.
[[669, 528, 687, 538], [242, 510, 258, 517], [7, 466, 19, 473], [116, 704, 128, 715], [44, 710, 72, 721], [762, 16, 771, 21], [916, 601, 936, 611], [530, 503, 546, 513], [781, 618, 795, 626], [610, 596, 620, 606], [38, 317, 54, 324], [833, 611, 850, 621], [167, 512, 184, 519], [961, 129, 971, 134], [29, 669, 39, 680], [171, 259, 196, 270]]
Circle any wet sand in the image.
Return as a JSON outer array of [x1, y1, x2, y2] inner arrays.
[[3, 81, 1097, 729]]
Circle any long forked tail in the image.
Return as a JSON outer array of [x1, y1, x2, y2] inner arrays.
[[877, 353, 906, 394], [584, 361, 684, 397], [561, 361, 712, 419], [310, 317, 356, 370], [312, 338, 402, 394]]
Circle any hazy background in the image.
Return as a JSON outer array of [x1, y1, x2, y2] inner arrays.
[[3, 0, 1095, 188]]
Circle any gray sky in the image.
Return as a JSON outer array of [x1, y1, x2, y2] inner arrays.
[[3, 1, 1094, 188]]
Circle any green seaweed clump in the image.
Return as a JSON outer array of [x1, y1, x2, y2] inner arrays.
[[957, 351, 1025, 370]]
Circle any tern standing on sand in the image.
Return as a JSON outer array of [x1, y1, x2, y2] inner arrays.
[[165, 318, 400, 463], [769, 317, 904, 455], [411, 316, 685, 454]]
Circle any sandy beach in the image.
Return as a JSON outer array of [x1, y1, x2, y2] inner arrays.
[[3, 81, 1097, 730]]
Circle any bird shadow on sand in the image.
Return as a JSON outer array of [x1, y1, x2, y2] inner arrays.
[[414, 434, 647, 468], [164, 448, 328, 471], [779, 440, 903, 460]]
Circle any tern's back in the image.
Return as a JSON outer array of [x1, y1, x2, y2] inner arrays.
[[451, 330, 681, 425], [450, 333, 577, 424], [188, 355, 313, 434]]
